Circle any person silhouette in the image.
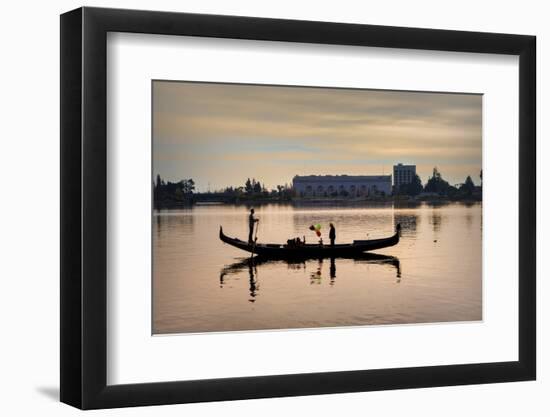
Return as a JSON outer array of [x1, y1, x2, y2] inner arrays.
[[329, 223, 336, 246], [248, 208, 259, 243]]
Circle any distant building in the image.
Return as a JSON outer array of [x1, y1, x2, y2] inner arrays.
[[293, 175, 392, 198], [393, 163, 416, 192]]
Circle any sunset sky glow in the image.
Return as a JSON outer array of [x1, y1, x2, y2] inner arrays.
[[153, 81, 482, 192]]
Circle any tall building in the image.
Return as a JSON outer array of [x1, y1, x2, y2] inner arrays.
[[293, 175, 392, 198], [393, 163, 416, 191]]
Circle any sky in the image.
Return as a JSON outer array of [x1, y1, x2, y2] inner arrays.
[[153, 81, 482, 192]]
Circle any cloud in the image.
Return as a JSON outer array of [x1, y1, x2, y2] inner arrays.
[[153, 81, 481, 190]]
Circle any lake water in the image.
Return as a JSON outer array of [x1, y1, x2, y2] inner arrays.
[[153, 202, 482, 334]]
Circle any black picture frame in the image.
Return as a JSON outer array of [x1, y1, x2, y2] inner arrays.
[[60, 6, 536, 410]]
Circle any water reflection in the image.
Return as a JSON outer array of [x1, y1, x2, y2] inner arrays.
[[465, 211, 473, 230], [154, 202, 482, 334], [154, 211, 195, 237], [394, 212, 419, 234], [248, 262, 259, 302], [330, 257, 336, 285], [156, 214, 161, 239], [430, 209, 442, 233], [219, 253, 401, 300], [352, 253, 402, 282], [310, 259, 323, 285]]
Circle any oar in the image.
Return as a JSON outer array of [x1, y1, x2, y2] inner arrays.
[[250, 220, 259, 259]]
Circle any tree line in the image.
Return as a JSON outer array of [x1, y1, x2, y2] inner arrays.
[[223, 178, 294, 200], [396, 167, 481, 199], [154, 175, 196, 205], [153, 175, 293, 206]]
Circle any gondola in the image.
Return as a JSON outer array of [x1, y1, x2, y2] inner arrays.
[[219, 224, 400, 258]]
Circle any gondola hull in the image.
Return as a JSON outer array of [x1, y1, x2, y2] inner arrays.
[[219, 225, 400, 258]]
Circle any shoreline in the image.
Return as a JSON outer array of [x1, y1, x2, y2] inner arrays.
[[154, 197, 482, 209]]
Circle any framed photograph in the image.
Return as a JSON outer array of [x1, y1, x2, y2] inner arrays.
[[60, 7, 536, 409]]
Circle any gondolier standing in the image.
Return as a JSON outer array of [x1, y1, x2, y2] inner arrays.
[[329, 223, 336, 246], [248, 208, 259, 243]]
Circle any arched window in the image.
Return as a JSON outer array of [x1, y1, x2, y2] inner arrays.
[[339, 185, 348, 197]]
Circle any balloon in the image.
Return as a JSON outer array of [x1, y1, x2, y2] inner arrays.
[[310, 224, 322, 238]]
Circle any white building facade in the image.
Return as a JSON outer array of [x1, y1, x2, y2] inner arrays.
[[393, 163, 416, 191], [293, 175, 392, 198]]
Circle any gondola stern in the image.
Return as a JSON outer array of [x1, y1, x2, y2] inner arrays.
[[219, 225, 228, 243]]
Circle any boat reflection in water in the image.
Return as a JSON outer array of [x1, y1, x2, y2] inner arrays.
[[154, 203, 482, 334], [220, 253, 401, 302]]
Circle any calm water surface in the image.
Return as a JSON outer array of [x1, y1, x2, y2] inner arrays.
[[153, 202, 482, 334]]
